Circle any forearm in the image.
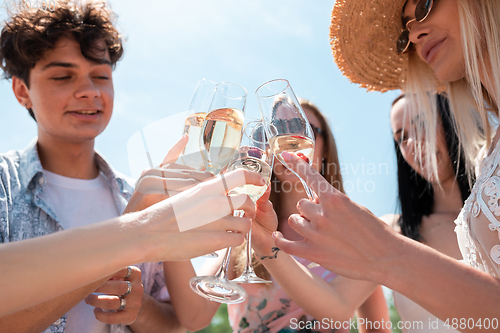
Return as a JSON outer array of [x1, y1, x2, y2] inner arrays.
[[356, 286, 391, 333], [163, 261, 220, 331], [0, 212, 152, 316], [129, 294, 185, 333], [0, 279, 105, 333], [259, 252, 376, 322], [379, 237, 500, 332]]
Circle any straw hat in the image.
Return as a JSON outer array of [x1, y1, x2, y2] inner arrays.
[[330, 0, 409, 92]]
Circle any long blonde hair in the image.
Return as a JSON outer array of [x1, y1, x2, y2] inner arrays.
[[403, 0, 500, 183], [234, 99, 345, 281]]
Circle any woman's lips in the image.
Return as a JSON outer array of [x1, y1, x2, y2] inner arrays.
[[422, 38, 446, 64]]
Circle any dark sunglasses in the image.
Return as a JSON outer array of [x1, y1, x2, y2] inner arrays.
[[396, 0, 433, 54], [310, 124, 323, 139]]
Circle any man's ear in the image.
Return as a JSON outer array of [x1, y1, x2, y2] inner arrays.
[[12, 76, 32, 109]]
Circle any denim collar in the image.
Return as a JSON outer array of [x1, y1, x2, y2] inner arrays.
[[18, 138, 132, 201]]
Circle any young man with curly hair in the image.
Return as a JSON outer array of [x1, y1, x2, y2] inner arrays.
[[0, 1, 183, 332]]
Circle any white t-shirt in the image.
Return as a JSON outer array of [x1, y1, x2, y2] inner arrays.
[[44, 170, 121, 333]]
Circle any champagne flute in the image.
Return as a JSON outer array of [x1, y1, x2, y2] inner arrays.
[[180, 79, 217, 170], [227, 121, 273, 284], [179, 79, 219, 258], [200, 82, 246, 175], [190, 82, 248, 303], [256, 79, 320, 269], [256, 79, 315, 200]]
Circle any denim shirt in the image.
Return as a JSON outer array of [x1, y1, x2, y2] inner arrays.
[[0, 139, 168, 333]]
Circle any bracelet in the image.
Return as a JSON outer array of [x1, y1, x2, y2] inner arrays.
[[257, 247, 281, 260]]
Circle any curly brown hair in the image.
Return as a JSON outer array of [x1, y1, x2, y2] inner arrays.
[[0, 0, 123, 120]]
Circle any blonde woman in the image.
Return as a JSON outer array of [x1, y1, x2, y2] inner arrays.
[[263, 0, 500, 328]]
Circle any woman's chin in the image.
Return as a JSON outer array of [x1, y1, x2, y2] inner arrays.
[[433, 64, 465, 83]]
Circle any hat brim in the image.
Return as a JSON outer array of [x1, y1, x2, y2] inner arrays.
[[330, 0, 408, 92]]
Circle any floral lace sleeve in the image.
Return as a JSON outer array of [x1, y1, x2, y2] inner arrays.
[[473, 163, 500, 272], [456, 146, 500, 277]]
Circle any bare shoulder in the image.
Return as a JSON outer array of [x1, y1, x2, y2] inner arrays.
[[379, 213, 401, 234]]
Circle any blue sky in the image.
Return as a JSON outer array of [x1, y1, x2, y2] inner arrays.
[[0, 0, 401, 218]]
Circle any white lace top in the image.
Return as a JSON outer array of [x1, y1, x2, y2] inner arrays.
[[455, 140, 500, 277]]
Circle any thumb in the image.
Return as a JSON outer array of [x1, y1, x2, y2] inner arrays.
[[281, 151, 333, 199], [258, 185, 271, 202], [273, 231, 308, 258], [255, 185, 272, 210], [273, 231, 291, 251]]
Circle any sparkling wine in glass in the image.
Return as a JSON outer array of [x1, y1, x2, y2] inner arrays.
[[180, 79, 217, 170], [256, 79, 316, 200], [228, 121, 274, 284], [200, 82, 246, 176], [190, 82, 249, 303]]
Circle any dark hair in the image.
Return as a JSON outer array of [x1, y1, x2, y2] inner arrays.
[[395, 94, 473, 241], [0, 0, 123, 120]]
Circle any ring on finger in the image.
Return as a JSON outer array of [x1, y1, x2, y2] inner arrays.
[[117, 297, 126, 311], [124, 266, 132, 280], [123, 281, 132, 297]]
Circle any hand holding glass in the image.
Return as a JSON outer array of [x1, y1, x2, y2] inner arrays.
[[179, 79, 219, 258], [227, 121, 273, 284], [256, 79, 315, 200], [189, 82, 249, 303], [256, 79, 320, 268]]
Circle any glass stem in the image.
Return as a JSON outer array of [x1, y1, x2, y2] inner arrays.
[[300, 178, 315, 201], [215, 247, 232, 280], [289, 169, 314, 201], [243, 227, 255, 274], [281, 159, 315, 201], [215, 209, 245, 280]]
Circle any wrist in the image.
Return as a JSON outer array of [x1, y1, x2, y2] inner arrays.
[[131, 201, 179, 263], [369, 232, 414, 287], [255, 247, 281, 261], [129, 293, 152, 329], [119, 211, 156, 264]]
